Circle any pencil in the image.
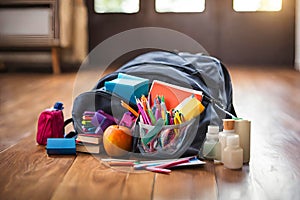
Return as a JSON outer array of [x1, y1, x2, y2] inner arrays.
[[109, 161, 135, 167], [121, 100, 139, 117]]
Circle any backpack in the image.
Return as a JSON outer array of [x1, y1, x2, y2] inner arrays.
[[71, 51, 236, 158]]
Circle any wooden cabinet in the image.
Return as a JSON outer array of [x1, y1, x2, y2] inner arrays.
[[0, 0, 61, 73]]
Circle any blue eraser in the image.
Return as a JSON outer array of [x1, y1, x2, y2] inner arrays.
[[46, 138, 76, 155]]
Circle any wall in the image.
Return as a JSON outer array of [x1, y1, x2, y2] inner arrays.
[[86, 0, 295, 67]]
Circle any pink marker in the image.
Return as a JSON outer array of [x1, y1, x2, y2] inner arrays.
[[145, 167, 171, 174]]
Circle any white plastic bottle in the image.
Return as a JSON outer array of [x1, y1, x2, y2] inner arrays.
[[202, 125, 220, 160], [235, 119, 251, 163], [223, 135, 243, 169], [219, 119, 236, 163]]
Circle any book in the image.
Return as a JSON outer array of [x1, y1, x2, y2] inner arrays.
[[105, 73, 149, 103], [46, 138, 76, 155], [76, 142, 100, 154], [149, 80, 203, 110], [76, 134, 103, 145]]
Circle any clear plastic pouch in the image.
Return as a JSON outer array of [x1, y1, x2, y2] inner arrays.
[[137, 117, 198, 159]]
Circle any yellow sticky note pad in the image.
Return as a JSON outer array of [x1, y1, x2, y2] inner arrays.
[[178, 96, 205, 121]]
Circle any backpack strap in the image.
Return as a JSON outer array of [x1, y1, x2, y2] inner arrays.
[[64, 118, 77, 138]]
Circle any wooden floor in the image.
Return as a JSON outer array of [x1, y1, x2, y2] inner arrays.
[[0, 67, 299, 200]]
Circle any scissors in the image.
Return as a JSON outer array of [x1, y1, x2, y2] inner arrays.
[[174, 111, 182, 125]]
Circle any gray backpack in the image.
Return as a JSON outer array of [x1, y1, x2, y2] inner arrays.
[[71, 51, 236, 159]]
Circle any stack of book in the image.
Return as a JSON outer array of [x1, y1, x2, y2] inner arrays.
[[76, 111, 102, 154], [76, 134, 102, 154]]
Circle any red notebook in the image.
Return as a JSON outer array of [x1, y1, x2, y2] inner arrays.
[[149, 80, 203, 110]]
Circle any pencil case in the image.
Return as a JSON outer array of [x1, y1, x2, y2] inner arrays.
[[137, 117, 199, 159], [36, 102, 65, 145]]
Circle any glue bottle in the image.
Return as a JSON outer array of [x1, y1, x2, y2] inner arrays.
[[223, 135, 243, 169], [219, 119, 236, 163], [202, 125, 221, 160]]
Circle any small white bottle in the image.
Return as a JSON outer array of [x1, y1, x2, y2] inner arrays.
[[223, 135, 243, 169], [219, 119, 236, 163], [202, 125, 220, 160]]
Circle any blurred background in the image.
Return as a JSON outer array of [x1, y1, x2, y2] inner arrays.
[[0, 0, 299, 73]]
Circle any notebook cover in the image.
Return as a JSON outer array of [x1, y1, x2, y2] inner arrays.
[[149, 80, 203, 110]]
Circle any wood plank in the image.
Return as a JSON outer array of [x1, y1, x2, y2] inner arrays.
[[0, 135, 76, 199], [51, 153, 152, 200], [215, 165, 252, 199], [121, 170, 155, 200], [152, 161, 217, 200]]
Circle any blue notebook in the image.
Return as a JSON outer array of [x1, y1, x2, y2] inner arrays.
[[46, 138, 76, 155], [105, 73, 149, 103]]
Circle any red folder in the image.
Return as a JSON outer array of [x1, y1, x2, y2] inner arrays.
[[149, 80, 203, 110]]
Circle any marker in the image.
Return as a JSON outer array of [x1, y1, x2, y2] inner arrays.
[[145, 167, 171, 174]]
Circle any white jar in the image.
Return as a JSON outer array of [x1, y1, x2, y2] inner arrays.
[[203, 125, 220, 160], [223, 135, 243, 169]]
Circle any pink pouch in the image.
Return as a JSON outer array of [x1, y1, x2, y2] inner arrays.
[[36, 103, 65, 145]]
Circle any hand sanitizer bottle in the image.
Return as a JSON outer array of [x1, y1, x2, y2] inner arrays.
[[223, 135, 243, 169], [202, 125, 220, 160], [219, 119, 236, 163]]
